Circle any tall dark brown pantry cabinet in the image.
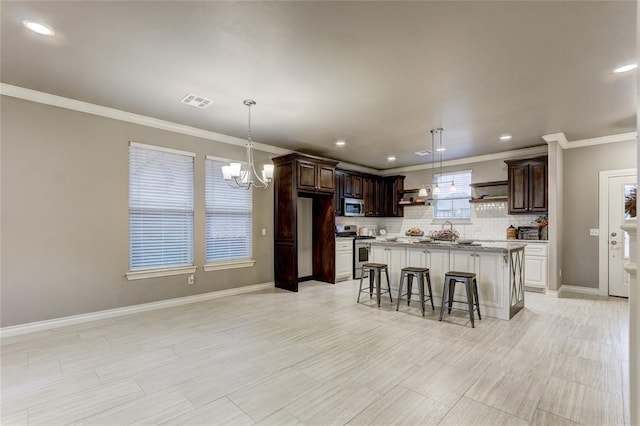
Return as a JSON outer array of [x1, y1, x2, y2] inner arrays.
[[273, 154, 338, 292]]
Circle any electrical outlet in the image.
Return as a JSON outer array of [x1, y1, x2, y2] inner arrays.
[[187, 274, 195, 285], [589, 229, 599, 237]]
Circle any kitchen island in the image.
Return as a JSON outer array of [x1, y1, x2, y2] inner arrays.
[[368, 240, 525, 320]]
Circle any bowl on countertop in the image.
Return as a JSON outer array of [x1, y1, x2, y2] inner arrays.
[[385, 236, 399, 242], [417, 237, 433, 242], [457, 239, 474, 245]]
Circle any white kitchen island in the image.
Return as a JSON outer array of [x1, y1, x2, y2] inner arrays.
[[368, 240, 526, 320]]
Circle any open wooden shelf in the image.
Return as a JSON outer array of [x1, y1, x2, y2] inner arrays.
[[469, 196, 508, 204], [469, 180, 508, 188]]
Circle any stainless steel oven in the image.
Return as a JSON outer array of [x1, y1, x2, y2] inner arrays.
[[354, 237, 374, 279]]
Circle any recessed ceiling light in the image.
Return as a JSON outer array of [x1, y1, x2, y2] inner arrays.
[[414, 150, 431, 156], [614, 63, 638, 73], [500, 134, 513, 141], [387, 156, 396, 161], [335, 140, 346, 147], [436, 147, 446, 152], [23, 20, 55, 36]]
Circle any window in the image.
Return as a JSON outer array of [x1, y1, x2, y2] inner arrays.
[[128, 143, 195, 276], [433, 170, 472, 220], [205, 156, 254, 269]]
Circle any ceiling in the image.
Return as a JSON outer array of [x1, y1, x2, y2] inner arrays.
[[1, 1, 637, 170]]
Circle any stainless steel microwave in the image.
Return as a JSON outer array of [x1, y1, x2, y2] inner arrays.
[[344, 198, 365, 216]]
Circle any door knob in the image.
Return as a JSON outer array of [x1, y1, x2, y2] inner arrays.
[[611, 232, 617, 237], [611, 240, 617, 245]]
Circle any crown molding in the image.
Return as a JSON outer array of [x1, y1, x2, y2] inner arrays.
[[379, 145, 549, 175], [542, 132, 569, 149], [567, 131, 637, 148], [543, 131, 637, 150], [0, 83, 291, 156]]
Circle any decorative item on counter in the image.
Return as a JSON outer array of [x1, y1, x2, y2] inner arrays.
[[534, 215, 549, 227], [430, 229, 460, 241], [405, 227, 424, 236], [625, 187, 637, 218], [507, 225, 517, 240]]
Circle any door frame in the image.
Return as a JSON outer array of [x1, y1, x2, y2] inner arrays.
[[598, 168, 637, 296]]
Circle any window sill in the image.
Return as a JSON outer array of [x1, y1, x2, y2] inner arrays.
[[204, 259, 256, 272], [126, 265, 197, 281], [431, 220, 473, 225]]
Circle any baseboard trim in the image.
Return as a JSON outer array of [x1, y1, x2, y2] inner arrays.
[[1, 282, 274, 339], [546, 289, 561, 298], [559, 285, 604, 297]]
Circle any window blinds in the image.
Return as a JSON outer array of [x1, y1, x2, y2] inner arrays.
[[129, 143, 194, 270], [205, 157, 253, 263], [433, 171, 472, 219]]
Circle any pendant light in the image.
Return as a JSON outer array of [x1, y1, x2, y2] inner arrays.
[[432, 128, 442, 195], [222, 100, 274, 190], [443, 128, 456, 194]]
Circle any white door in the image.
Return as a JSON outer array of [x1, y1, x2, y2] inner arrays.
[[608, 174, 636, 297]]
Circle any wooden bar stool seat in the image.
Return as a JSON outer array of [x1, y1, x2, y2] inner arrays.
[[439, 271, 482, 327], [357, 263, 393, 307], [396, 267, 434, 316]]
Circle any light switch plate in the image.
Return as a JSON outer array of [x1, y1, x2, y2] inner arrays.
[[589, 228, 599, 237], [261, 228, 267, 236]]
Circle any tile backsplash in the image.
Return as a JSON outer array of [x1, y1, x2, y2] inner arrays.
[[336, 202, 542, 240]]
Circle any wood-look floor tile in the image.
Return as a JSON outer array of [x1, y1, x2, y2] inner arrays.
[[247, 342, 318, 374], [255, 408, 305, 425], [347, 351, 417, 394], [79, 390, 194, 425], [94, 347, 179, 383], [1, 370, 100, 414], [438, 396, 528, 426], [133, 354, 224, 395], [27, 377, 145, 424], [0, 407, 27, 425], [228, 368, 320, 421], [538, 376, 624, 425], [177, 361, 269, 407], [400, 360, 481, 407], [530, 409, 581, 426], [294, 349, 363, 382], [161, 397, 254, 426], [465, 369, 545, 421], [0, 283, 628, 426], [551, 351, 623, 395], [285, 379, 377, 425], [347, 385, 449, 426]]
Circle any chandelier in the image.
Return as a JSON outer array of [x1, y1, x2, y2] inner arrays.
[[222, 100, 274, 190]]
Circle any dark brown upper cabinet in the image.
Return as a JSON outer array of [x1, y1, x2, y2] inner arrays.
[[334, 170, 344, 216], [505, 156, 548, 214], [295, 158, 335, 194], [343, 173, 363, 199]]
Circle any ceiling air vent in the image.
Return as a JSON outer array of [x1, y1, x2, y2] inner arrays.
[[180, 93, 212, 109], [414, 150, 431, 156]]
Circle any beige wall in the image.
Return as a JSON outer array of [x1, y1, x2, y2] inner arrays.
[[402, 158, 511, 189], [562, 140, 637, 288], [1, 96, 275, 327]]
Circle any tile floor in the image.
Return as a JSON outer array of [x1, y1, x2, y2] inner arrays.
[[0, 280, 630, 425]]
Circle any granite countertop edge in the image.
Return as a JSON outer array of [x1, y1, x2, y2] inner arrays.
[[369, 240, 527, 253]]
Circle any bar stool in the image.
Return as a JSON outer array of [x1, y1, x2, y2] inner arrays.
[[439, 271, 482, 328], [396, 267, 434, 316], [357, 263, 393, 307]]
